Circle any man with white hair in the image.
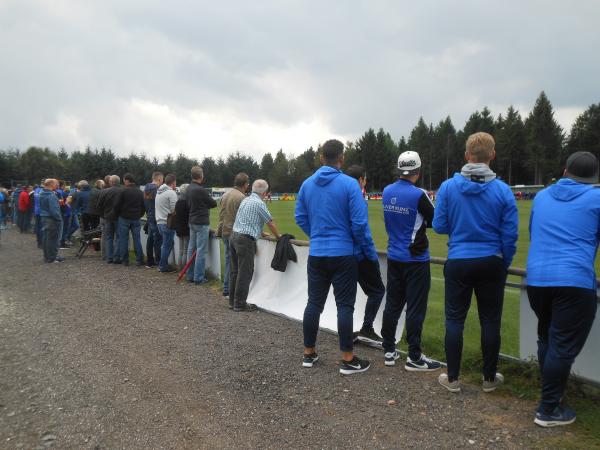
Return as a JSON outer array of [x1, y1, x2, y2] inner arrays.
[[229, 179, 281, 312]]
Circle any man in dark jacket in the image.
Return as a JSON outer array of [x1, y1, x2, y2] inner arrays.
[[144, 171, 163, 268], [97, 175, 123, 263], [185, 166, 217, 283], [39, 179, 64, 263], [82, 179, 104, 231], [114, 173, 146, 266]]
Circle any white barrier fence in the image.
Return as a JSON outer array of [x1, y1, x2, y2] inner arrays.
[[136, 228, 600, 385]]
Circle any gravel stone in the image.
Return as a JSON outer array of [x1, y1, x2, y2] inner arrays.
[[0, 229, 561, 448]]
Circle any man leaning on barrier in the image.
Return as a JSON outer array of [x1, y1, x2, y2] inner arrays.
[[296, 139, 373, 375], [433, 131, 518, 393], [526, 151, 600, 428], [229, 179, 281, 312], [381, 151, 441, 372]]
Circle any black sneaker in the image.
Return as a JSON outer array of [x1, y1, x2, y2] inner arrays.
[[302, 353, 319, 368], [405, 354, 442, 372], [233, 303, 258, 312], [384, 350, 401, 366], [339, 356, 370, 375], [353, 328, 383, 346], [159, 265, 178, 273]]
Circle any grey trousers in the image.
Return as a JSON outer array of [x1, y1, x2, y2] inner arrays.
[[42, 217, 61, 262], [229, 233, 257, 308]]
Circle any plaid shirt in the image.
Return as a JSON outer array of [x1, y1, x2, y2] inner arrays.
[[232, 193, 272, 239]]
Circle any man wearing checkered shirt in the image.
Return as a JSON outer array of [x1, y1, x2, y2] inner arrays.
[[229, 179, 281, 312]]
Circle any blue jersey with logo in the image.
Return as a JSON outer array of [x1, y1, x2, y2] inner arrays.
[[383, 179, 434, 263]]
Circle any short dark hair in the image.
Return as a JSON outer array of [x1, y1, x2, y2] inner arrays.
[[234, 172, 249, 188], [345, 165, 366, 181], [321, 139, 344, 164], [164, 173, 176, 185], [124, 173, 136, 184]]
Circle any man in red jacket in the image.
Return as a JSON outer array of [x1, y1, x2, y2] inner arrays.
[[18, 185, 33, 233]]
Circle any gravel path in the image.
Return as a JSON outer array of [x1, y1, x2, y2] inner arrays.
[[0, 228, 560, 449]]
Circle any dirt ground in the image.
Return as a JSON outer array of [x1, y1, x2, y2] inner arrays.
[[0, 228, 562, 449]]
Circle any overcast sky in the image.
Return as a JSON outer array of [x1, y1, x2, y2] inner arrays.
[[1, 1, 599, 159]]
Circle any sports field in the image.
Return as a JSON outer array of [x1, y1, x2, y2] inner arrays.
[[209, 200, 541, 359]]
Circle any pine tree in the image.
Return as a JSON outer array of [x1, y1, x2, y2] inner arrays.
[[495, 106, 526, 185], [524, 92, 564, 185], [432, 116, 457, 185], [259, 153, 274, 183], [407, 118, 432, 189], [567, 103, 600, 172]]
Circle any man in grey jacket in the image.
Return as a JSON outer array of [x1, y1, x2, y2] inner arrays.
[[155, 173, 178, 273]]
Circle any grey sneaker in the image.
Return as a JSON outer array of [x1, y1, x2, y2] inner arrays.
[[482, 372, 504, 392], [438, 373, 461, 393]]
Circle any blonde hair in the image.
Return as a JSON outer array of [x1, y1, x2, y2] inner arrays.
[[466, 132, 495, 163]]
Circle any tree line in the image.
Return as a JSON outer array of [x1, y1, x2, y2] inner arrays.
[[1, 92, 599, 192]]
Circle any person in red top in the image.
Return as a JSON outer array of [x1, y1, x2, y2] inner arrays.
[[17, 185, 33, 233]]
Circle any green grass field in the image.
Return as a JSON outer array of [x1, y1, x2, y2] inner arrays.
[[210, 199, 534, 357], [210, 199, 600, 445]]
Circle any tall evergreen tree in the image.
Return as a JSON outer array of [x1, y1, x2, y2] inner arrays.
[[259, 153, 275, 183], [524, 91, 564, 185], [567, 103, 600, 173], [495, 106, 526, 185], [269, 150, 290, 192], [432, 116, 457, 185], [407, 118, 433, 189]]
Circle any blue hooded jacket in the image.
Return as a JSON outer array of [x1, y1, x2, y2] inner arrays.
[[295, 166, 377, 260], [33, 186, 42, 216], [527, 178, 600, 290], [39, 188, 62, 221], [433, 172, 518, 267], [72, 185, 91, 214]]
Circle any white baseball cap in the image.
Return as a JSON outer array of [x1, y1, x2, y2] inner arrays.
[[397, 151, 421, 175]]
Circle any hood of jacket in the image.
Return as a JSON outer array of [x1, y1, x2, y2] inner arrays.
[[548, 177, 595, 202], [157, 184, 172, 195], [314, 166, 342, 186], [453, 164, 497, 195]]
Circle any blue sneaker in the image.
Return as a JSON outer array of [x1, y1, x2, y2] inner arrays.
[[405, 354, 442, 372], [534, 406, 576, 427]]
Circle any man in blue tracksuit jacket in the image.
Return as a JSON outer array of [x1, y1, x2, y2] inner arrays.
[[433, 132, 518, 393], [381, 151, 442, 372], [526, 152, 600, 428], [295, 139, 375, 375], [344, 165, 386, 346]]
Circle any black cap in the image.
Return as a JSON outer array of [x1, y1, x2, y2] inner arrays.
[[565, 151, 599, 184]]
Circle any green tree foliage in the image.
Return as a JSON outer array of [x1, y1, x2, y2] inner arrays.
[[1, 92, 591, 190], [567, 103, 600, 171], [525, 91, 564, 185], [495, 106, 526, 185]]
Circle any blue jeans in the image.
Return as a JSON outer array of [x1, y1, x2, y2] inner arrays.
[[444, 256, 507, 381], [103, 221, 118, 261], [61, 215, 71, 242], [117, 217, 144, 264], [158, 224, 176, 271], [67, 214, 79, 239], [186, 224, 210, 282], [527, 286, 597, 414], [381, 260, 430, 359], [303, 255, 358, 352], [146, 220, 162, 266], [222, 235, 231, 294]]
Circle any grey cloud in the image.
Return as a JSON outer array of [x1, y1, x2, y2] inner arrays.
[[0, 0, 598, 155]]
